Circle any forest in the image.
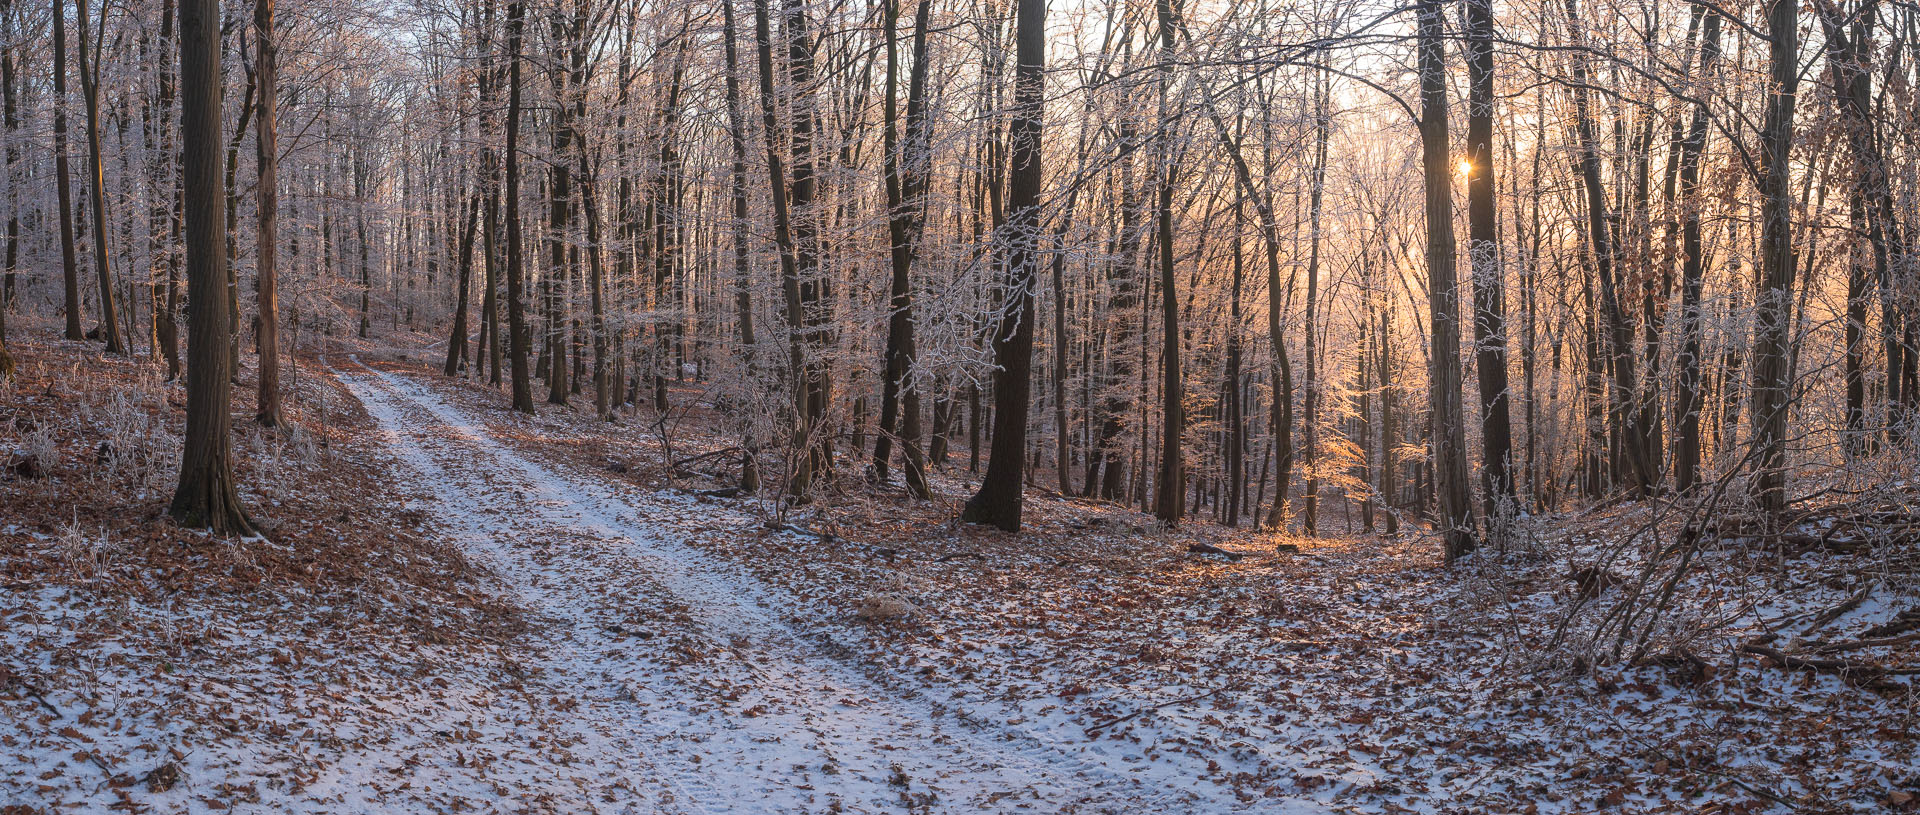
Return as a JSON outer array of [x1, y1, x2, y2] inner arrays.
[[0, 0, 1917, 807]]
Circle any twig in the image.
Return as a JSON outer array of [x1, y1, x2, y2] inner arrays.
[[1804, 580, 1877, 632], [1810, 631, 1920, 654], [1085, 681, 1246, 733], [1, 664, 63, 716], [1738, 642, 1898, 690]]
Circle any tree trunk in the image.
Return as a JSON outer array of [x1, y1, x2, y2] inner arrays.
[[503, 0, 535, 413], [1672, 11, 1721, 493], [446, 195, 480, 377], [1463, 0, 1514, 527], [0, 0, 18, 356], [720, 0, 761, 492], [1562, 0, 1651, 495], [1418, 0, 1477, 560], [1301, 70, 1327, 535], [752, 0, 810, 496], [873, 0, 932, 498], [1151, 0, 1182, 525], [1748, 0, 1799, 519], [255, 0, 282, 425], [169, 0, 253, 535], [75, 0, 121, 354], [960, 0, 1043, 531], [54, 0, 84, 341]]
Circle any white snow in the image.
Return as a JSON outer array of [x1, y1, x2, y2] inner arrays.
[[335, 356, 1271, 813]]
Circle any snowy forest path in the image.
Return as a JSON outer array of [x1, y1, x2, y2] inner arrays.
[[333, 358, 1204, 814]]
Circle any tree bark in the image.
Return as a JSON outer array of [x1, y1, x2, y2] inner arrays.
[[170, 0, 253, 535], [1748, 0, 1800, 519], [446, 195, 480, 377], [255, 0, 282, 425], [54, 0, 83, 341], [873, 0, 933, 498], [961, 0, 1043, 531], [1151, 0, 1182, 525], [1418, 0, 1477, 560], [720, 0, 761, 492], [1672, 11, 1721, 493], [75, 0, 121, 353], [503, 0, 535, 413], [1463, 0, 1515, 526]]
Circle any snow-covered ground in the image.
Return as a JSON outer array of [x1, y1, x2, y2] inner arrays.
[[335, 356, 1256, 813], [6, 340, 1914, 815]]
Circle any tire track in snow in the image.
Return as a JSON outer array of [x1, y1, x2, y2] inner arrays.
[[337, 358, 1207, 814]]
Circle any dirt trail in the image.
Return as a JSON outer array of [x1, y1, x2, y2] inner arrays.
[[336, 358, 1209, 814]]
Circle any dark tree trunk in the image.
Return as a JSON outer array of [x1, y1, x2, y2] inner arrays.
[[720, 0, 761, 492], [1672, 11, 1721, 493], [873, 0, 932, 498], [169, 0, 253, 535], [1152, 0, 1182, 526], [0, 0, 18, 356], [54, 0, 83, 341], [961, 0, 1044, 531], [255, 0, 282, 425], [446, 195, 480, 377], [503, 0, 535, 413], [1748, 0, 1800, 519], [1301, 71, 1327, 535], [1463, 0, 1515, 526], [75, 0, 121, 354], [1418, 0, 1477, 560], [751, 0, 811, 496]]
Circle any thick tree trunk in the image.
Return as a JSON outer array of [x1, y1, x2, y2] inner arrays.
[[446, 195, 480, 377], [1418, 0, 1477, 560], [1152, 0, 1182, 526], [0, 2, 17, 355], [873, 0, 932, 498], [1748, 0, 1800, 519], [1094, 114, 1143, 501], [169, 0, 253, 535], [1301, 72, 1327, 535], [961, 0, 1043, 531], [720, 0, 761, 492], [1463, 0, 1515, 527], [581, 169, 611, 421], [752, 0, 810, 496], [503, 0, 535, 413]]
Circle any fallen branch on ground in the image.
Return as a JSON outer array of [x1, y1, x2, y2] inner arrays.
[[1086, 682, 1248, 733]]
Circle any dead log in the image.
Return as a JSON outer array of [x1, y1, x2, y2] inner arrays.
[[1738, 642, 1898, 691], [1862, 608, 1920, 638]]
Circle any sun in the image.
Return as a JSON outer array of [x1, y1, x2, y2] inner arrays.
[[1457, 159, 1473, 177]]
